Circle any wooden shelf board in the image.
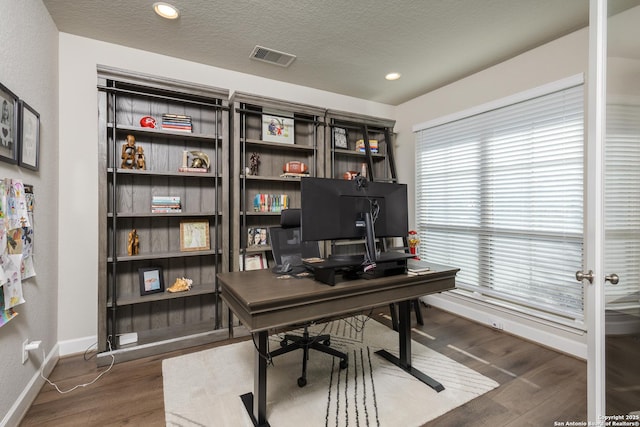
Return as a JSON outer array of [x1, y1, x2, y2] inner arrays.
[[112, 123, 220, 142], [244, 138, 316, 152], [109, 249, 220, 262], [108, 211, 220, 218], [111, 282, 216, 306], [108, 168, 220, 178], [242, 174, 305, 182]]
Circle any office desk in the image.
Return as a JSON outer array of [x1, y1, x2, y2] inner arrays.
[[218, 264, 458, 427]]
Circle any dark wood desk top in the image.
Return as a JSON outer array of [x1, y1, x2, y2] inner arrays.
[[218, 263, 458, 332]]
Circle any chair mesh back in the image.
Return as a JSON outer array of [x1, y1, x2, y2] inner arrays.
[[269, 226, 320, 267]]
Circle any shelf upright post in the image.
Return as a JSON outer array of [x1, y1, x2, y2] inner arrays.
[[108, 82, 119, 350], [213, 103, 220, 330]]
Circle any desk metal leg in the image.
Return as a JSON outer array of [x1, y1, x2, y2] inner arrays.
[[240, 331, 270, 427], [375, 300, 444, 392]]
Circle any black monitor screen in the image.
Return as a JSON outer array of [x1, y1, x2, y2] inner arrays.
[[300, 177, 408, 242]]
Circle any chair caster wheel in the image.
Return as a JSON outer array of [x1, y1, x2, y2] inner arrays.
[[280, 340, 287, 347], [297, 377, 307, 387], [323, 339, 330, 346], [340, 359, 348, 370]]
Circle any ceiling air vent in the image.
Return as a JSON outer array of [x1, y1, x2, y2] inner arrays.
[[250, 45, 296, 68]]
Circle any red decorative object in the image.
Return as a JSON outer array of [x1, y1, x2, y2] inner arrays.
[[408, 230, 420, 259], [140, 116, 157, 128]]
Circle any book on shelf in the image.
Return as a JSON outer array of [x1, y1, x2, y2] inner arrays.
[[151, 208, 183, 213], [162, 114, 192, 132], [178, 167, 209, 173], [407, 258, 431, 275], [253, 193, 289, 213], [355, 139, 379, 153], [152, 196, 181, 203], [280, 172, 309, 178], [151, 195, 181, 213]]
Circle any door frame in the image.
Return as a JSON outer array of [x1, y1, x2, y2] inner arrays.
[[586, 0, 607, 421]]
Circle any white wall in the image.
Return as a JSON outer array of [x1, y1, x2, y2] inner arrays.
[[394, 28, 591, 358], [0, 0, 59, 424], [57, 33, 395, 350], [57, 24, 598, 358]]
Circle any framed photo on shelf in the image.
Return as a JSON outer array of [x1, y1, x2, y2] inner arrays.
[[0, 82, 19, 164], [262, 113, 294, 144], [239, 253, 267, 271], [333, 127, 348, 149], [248, 227, 269, 247], [139, 267, 164, 296], [18, 100, 40, 171], [180, 220, 210, 251]]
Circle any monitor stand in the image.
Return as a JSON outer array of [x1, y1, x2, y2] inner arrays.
[[304, 252, 412, 286]]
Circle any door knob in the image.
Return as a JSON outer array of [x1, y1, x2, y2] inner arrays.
[[575, 270, 594, 283], [605, 273, 619, 285]]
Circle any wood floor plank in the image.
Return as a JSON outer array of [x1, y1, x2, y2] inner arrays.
[[19, 306, 587, 426]]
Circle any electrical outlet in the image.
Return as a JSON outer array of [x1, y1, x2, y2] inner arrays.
[[22, 338, 29, 364], [489, 319, 504, 330]]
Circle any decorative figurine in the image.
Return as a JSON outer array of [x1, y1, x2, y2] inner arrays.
[[249, 152, 260, 175], [127, 229, 139, 256], [189, 151, 210, 170], [167, 277, 193, 293], [135, 146, 146, 170], [121, 135, 137, 169], [408, 230, 420, 259]]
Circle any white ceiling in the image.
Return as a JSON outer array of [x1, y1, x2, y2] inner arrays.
[[41, 0, 640, 105]]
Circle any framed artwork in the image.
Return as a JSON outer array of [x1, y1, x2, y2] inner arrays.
[[0, 82, 19, 164], [239, 253, 267, 271], [248, 227, 269, 247], [18, 100, 40, 171], [333, 127, 348, 149], [139, 267, 164, 295], [262, 113, 294, 144], [180, 220, 210, 251]]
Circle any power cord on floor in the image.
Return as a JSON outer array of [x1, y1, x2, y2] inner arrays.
[[40, 339, 116, 394]]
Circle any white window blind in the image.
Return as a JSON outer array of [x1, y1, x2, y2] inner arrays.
[[605, 104, 640, 310], [415, 82, 585, 326]]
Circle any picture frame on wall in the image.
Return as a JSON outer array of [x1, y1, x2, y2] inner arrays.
[[18, 100, 40, 171], [262, 113, 294, 144], [180, 220, 210, 251], [0, 82, 19, 164], [139, 267, 165, 296]]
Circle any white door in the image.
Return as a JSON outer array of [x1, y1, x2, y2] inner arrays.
[[585, 0, 640, 420]]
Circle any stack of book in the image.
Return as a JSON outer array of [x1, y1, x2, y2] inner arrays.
[[407, 258, 431, 276], [161, 114, 192, 132], [253, 193, 289, 213], [152, 196, 182, 213]]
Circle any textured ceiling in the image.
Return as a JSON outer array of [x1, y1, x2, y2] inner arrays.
[[42, 0, 640, 105]]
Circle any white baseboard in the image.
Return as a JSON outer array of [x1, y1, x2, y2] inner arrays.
[[421, 293, 588, 360], [58, 335, 98, 357], [1, 344, 59, 427]]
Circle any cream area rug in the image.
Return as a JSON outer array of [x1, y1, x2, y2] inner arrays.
[[163, 317, 499, 426]]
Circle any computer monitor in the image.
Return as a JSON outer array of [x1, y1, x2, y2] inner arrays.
[[300, 176, 409, 264]]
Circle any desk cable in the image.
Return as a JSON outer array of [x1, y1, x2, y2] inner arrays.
[[40, 339, 115, 394]]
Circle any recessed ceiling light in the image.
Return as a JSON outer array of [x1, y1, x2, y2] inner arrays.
[[385, 72, 401, 81], [153, 2, 180, 19]]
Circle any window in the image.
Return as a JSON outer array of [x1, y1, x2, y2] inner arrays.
[[414, 78, 585, 327], [605, 104, 640, 311]]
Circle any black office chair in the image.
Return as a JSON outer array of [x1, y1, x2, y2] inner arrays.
[[268, 209, 348, 387]]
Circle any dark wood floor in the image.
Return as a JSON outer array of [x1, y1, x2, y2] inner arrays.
[[20, 305, 587, 426]]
